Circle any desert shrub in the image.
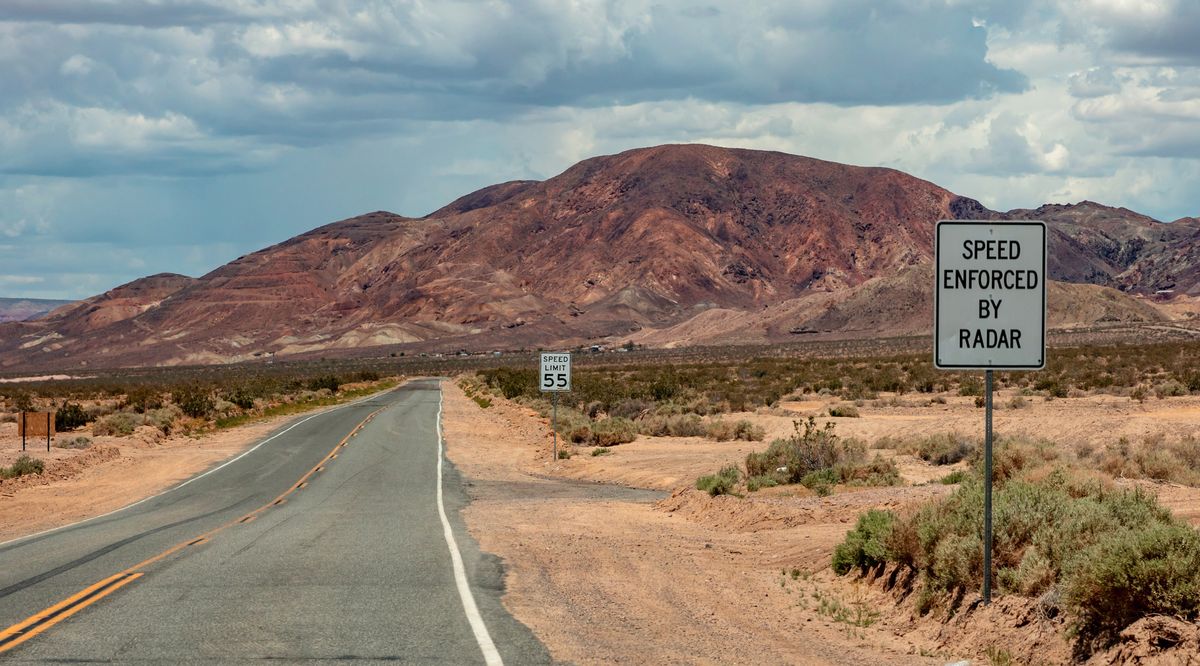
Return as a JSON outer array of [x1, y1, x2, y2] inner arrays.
[[706, 419, 736, 441], [1097, 434, 1200, 486], [172, 384, 215, 419], [834, 455, 902, 486], [835, 468, 1195, 655], [592, 417, 638, 447], [145, 406, 182, 435], [93, 412, 145, 437], [224, 386, 257, 410], [638, 414, 706, 437], [1155, 380, 1187, 399], [709, 418, 765, 442], [744, 417, 880, 489], [1064, 523, 1200, 652], [471, 394, 492, 409], [57, 436, 92, 449], [122, 386, 163, 413], [732, 419, 766, 441], [355, 370, 380, 382], [9, 391, 34, 413], [832, 510, 896, 575], [55, 401, 90, 431], [1, 455, 44, 479], [828, 405, 860, 418], [479, 367, 538, 400], [610, 399, 653, 420], [912, 433, 977, 466], [307, 375, 341, 393], [696, 464, 740, 496], [1008, 396, 1028, 409], [591, 447, 612, 457]]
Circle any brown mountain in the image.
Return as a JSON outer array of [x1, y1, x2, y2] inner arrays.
[[0, 144, 1191, 370]]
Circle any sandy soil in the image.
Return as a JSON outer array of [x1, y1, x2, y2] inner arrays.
[[441, 382, 1200, 665], [442, 384, 947, 665]]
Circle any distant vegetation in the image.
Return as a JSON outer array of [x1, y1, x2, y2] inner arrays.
[[0, 366, 397, 439]]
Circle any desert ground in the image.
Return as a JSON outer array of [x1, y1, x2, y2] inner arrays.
[[441, 382, 1200, 665]]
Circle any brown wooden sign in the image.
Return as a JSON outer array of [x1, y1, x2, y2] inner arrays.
[[18, 411, 55, 437]]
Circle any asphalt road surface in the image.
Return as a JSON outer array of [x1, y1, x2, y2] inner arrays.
[[0, 379, 550, 664]]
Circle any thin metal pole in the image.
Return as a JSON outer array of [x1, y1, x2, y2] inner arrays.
[[21, 412, 26, 452], [47, 412, 51, 452], [984, 369, 994, 605], [552, 391, 558, 461]]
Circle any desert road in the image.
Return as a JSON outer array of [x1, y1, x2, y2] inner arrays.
[[0, 380, 550, 664]]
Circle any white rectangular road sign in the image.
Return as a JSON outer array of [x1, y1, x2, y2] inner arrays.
[[539, 352, 571, 392], [935, 220, 1046, 370]]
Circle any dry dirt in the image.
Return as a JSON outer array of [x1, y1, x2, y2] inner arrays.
[[441, 382, 1200, 665]]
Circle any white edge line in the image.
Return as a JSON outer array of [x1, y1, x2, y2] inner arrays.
[[0, 389, 390, 550], [436, 384, 503, 666]]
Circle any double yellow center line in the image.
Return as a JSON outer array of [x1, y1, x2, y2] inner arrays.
[[0, 406, 384, 654]]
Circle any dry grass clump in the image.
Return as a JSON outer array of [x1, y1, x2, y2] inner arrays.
[[636, 413, 707, 437], [705, 418, 765, 442], [877, 432, 979, 466], [1094, 434, 1200, 485]]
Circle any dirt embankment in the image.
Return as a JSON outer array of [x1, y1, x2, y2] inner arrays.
[[441, 382, 1200, 665]]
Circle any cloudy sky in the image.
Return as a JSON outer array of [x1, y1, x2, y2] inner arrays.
[[1, 0, 1198, 299]]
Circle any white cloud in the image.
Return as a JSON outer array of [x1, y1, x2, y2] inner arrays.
[[0, 0, 1195, 301]]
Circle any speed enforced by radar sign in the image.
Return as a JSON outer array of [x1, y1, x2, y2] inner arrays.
[[935, 220, 1046, 370]]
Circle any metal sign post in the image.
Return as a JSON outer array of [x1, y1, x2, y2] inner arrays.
[[539, 352, 572, 460], [934, 220, 1046, 605], [984, 369, 993, 603]]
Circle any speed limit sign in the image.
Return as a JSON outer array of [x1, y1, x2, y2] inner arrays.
[[539, 352, 571, 392]]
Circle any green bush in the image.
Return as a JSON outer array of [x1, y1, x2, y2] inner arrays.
[[745, 417, 865, 484], [172, 384, 215, 418], [746, 474, 778, 491], [591, 447, 612, 457], [1064, 523, 1200, 651], [55, 401, 90, 431], [122, 386, 163, 413], [224, 386, 257, 410], [833, 468, 1199, 656], [832, 510, 896, 575], [696, 464, 740, 496], [1, 455, 45, 479]]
